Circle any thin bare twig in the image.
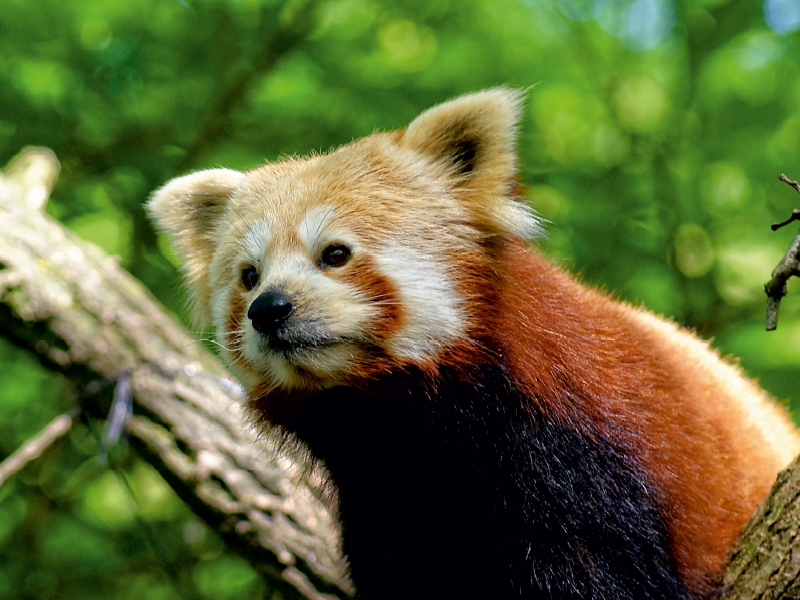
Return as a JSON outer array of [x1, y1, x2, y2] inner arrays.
[[771, 209, 800, 231], [0, 408, 80, 487], [765, 174, 800, 330], [779, 173, 800, 195]]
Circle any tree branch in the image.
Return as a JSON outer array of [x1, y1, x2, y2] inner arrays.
[[778, 173, 800, 196], [0, 148, 351, 600], [770, 209, 800, 231], [721, 455, 800, 599], [0, 408, 79, 487], [765, 174, 800, 331]]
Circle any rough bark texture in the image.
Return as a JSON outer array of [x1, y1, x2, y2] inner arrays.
[[722, 457, 800, 599], [2, 148, 800, 599], [0, 148, 351, 600]]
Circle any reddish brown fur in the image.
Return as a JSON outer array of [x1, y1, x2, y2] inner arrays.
[[346, 255, 405, 343], [492, 242, 780, 592]]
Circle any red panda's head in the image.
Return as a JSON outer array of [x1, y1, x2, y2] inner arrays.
[[148, 88, 538, 392]]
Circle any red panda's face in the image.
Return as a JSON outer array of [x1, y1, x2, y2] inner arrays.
[[147, 88, 538, 393], [208, 140, 479, 390]]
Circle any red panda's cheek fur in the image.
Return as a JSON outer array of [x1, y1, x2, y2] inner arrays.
[[339, 254, 404, 347], [308, 254, 418, 384], [222, 288, 258, 377], [225, 288, 245, 341], [429, 237, 512, 371]]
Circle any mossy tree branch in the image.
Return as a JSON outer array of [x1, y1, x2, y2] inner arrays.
[[0, 148, 351, 600], [721, 457, 800, 599]]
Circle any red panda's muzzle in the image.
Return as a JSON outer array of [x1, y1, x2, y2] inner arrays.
[[247, 290, 347, 360], [248, 289, 295, 336]]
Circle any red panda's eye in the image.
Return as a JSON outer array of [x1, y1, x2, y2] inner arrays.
[[321, 245, 351, 268], [241, 266, 259, 291]]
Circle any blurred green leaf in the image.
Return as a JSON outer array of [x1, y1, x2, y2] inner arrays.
[[193, 556, 264, 600]]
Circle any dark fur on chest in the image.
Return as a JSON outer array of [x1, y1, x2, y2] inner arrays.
[[268, 365, 694, 600]]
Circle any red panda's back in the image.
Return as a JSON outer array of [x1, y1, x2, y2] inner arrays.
[[495, 241, 800, 594]]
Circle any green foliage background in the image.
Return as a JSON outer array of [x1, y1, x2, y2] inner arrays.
[[2, 0, 800, 597]]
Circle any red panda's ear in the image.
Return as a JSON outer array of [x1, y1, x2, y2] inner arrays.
[[147, 169, 244, 323], [400, 87, 538, 239]]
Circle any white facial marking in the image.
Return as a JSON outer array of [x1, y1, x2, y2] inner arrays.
[[501, 201, 542, 240], [375, 242, 466, 360], [265, 253, 315, 283], [298, 206, 360, 260], [211, 286, 231, 338], [298, 206, 337, 251], [240, 220, 272, 263]]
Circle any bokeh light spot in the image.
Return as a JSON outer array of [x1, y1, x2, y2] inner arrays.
[[674, 223, 715, 278], [764, 0, 800, 34]]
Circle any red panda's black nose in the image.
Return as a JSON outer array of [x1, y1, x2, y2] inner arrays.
[[248, 290, 294, 335]]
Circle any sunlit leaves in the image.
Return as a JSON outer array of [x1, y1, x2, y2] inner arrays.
[[674, 223, 714, 278], [12, 60, 73, 108], [614, 75, 668, 133], [193, 556, 265, 599], [315, 0, 377, 40], [81, 465, 182, 529], [531, 84, 605, 165], [595, 0, 676, 51], [377, 19, 438, 72], [700, 31, 784, 107], [715, 243, 781, 305], [701, 162, 751, 208], [82, 472, 138, 529], [553, 0, 676, 50]]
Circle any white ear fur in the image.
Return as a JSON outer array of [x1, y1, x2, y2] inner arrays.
[[147, 168, 244, 322], [401, 88, 539, 239]]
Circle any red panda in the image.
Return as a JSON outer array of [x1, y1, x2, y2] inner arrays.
[[147, 88, 800, 599]]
